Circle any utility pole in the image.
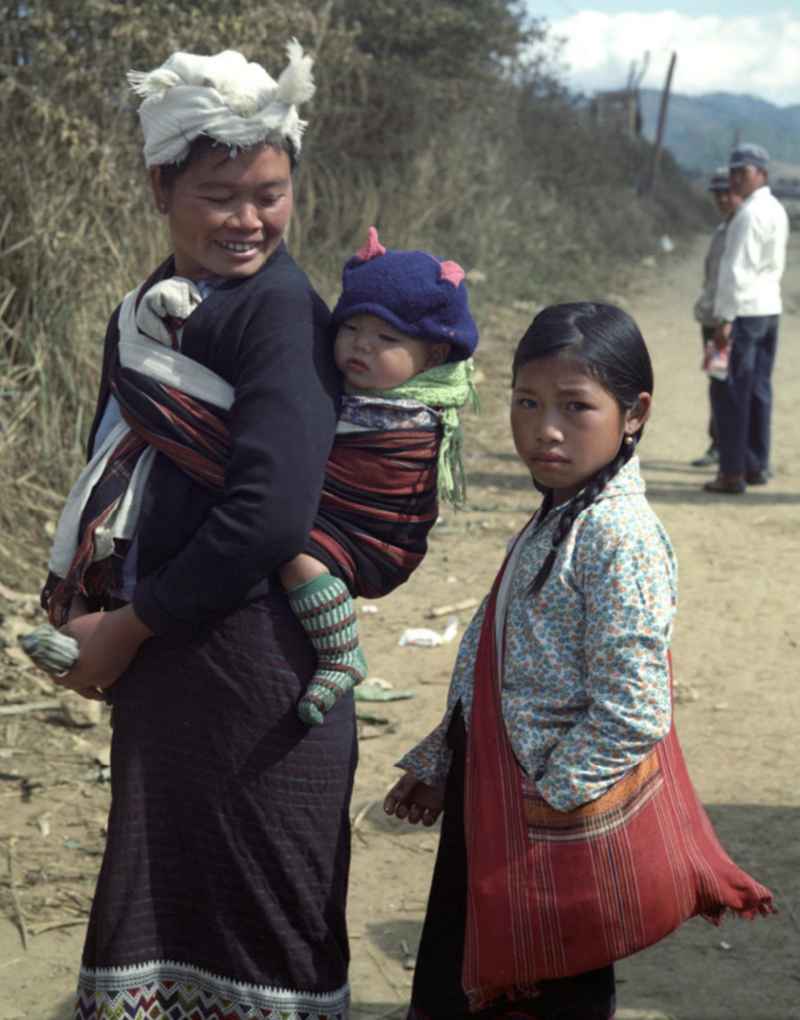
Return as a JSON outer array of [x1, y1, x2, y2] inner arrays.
[[642, 51, 677, 196]]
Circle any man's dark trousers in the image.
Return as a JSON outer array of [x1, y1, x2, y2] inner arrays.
[[711, 315, 779, 477]]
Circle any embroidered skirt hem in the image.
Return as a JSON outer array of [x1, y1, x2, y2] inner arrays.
[[76, 961, 349, 1019]]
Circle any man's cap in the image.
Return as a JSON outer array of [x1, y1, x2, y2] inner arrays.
[[708, 166, 730, 192], [729, 143, 769, 172]]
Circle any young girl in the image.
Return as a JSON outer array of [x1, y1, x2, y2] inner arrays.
[[281, 226, 479, 726], [385, 302, 772, 1019]]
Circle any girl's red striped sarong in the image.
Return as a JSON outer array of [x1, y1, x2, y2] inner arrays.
[[464, 562, 774, 1012]]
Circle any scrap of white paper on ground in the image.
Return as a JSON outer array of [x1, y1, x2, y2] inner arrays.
[[398, 616, 459, 648]]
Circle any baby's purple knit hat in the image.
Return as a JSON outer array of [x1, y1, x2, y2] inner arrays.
[[331, 227, 479, 362]]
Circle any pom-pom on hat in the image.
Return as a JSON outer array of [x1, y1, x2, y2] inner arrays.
[[331, 227, 479, 362]]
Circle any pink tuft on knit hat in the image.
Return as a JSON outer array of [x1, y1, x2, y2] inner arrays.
[[355, 226, 387, 262], [439, 261, 465, 288]]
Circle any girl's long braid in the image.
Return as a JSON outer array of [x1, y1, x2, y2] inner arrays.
[[529, 435, 637, 595]]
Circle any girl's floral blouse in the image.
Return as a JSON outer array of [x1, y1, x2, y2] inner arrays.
[[397, 456, 678, 812]]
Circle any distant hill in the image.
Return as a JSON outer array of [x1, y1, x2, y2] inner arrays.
[[639, 90, 800, 175]]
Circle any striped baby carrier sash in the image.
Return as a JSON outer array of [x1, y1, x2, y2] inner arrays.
[[45, 277, 232, 625], [306, 426, 440, 599], [463, 531, 774, 1012], [305, 360, 478, 599]]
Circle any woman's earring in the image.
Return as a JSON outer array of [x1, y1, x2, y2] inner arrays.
[[624, 435, 634, 446]]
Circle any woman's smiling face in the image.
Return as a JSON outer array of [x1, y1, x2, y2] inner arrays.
[[150, 143, 293, 280], [510, 355, 649, 504]]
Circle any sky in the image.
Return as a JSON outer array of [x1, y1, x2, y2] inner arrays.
[[524, 3, 800, 105]]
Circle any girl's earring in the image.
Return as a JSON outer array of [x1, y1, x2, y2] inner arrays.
[[624, 435, 634, 446]]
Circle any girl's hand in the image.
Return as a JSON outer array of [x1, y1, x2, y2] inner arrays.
[[383, 771, 444, 827], [55, 605, 152, 695]]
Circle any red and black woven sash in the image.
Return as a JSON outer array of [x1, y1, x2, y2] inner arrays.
[[48, 340, 230, 625], [306, 429, 439, 599]]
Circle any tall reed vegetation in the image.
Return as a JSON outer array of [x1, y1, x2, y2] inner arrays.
[[0, 0, 704, 586]]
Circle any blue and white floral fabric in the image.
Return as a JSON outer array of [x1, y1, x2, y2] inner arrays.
[[398, 456, 677, 812]]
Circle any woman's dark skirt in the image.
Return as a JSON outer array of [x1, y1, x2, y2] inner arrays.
[[75, 592, 357, 1020], [408, 710, 616, 1020]]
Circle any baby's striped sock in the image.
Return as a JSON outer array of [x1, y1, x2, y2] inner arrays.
[[288, 573, 367, 726]]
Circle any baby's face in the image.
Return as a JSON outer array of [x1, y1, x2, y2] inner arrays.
[[334, 313, 445, 390]]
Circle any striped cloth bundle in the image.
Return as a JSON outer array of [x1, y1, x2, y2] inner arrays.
[[306, 428, 440, 599]]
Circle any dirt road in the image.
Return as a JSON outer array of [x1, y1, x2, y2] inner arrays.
[[1, 232, 798, 1020]]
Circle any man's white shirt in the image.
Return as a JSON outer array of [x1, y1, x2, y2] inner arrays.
[[713, 185, 789, 323]]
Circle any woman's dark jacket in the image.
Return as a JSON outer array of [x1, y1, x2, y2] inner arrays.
[[82, 242, 339, 635]]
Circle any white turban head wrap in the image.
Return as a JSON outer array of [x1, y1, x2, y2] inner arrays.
[[127, 41, 315, 168]]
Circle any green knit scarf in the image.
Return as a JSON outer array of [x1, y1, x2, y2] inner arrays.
[[367, 358, 479, 507]]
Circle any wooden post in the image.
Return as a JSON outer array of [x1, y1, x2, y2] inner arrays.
[[642, 51, 677, 196]]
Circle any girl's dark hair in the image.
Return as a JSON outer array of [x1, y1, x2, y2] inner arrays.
[[512, 302, 654, 594], [158, 132, 298, 191]]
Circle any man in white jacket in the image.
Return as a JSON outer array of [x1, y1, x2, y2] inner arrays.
[[706, 143, 789, 494]]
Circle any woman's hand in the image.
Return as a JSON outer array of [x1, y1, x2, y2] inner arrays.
[[66, 596, 95, 701], [55, 605, 152, 696], [67, 593, 91, 623], [383, 771, 444, 827]]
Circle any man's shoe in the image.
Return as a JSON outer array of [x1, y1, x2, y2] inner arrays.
[[691, 446, 719, 468], [704, 475, 746, 494], [745, 470, 769, 485]]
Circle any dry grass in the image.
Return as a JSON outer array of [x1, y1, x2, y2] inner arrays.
[[0, 2, 707, 589]]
